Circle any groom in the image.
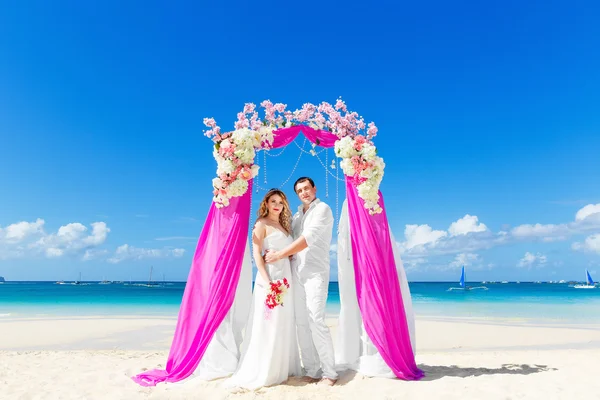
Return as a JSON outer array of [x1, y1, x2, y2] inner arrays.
[[264, 177, 338, 385]]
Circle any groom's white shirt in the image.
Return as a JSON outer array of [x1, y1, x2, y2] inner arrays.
[[292, 198, 333, 279]]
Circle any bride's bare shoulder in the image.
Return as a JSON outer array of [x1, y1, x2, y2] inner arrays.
[[254, 218, 268, 231]]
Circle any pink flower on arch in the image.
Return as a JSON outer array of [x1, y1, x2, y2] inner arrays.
[[235, 112, 249, 129], [367, 122, 378, 139], [239, 165, 253, 180], [243, 103, 256, 114], [335, 98, 347, 112], [354, 135, 367, 151]]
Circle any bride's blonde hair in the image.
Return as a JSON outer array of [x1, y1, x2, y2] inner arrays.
[[256, 189, 292, 235]]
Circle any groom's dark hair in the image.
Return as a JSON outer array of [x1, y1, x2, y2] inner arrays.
[[293, 176, 315, 192]]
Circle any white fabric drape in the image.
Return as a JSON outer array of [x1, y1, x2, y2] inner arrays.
[[189, 239, 253, 380], [335, 200, 416, 378]]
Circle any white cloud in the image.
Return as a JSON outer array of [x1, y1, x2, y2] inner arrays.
[[511, 223, 570, 240], [448, 253, 481, 270], [45, 248, 65, 258], [403, 224, 447, 250], [400, 214, 502, 258], [448, 215, 487, 236], [399, 203, 600, 260], [511, 203, 600, 241], [107, 244, 186, 264], [403, 257, 428, 271], [575, 204, 600, 221], [32, 221, 110, 257], [0, 219, 45, 242], [82, 249, 109, 261], [0, 219, 109, 260], [517, 252, 547, 268], [572, 234, 600, 254]]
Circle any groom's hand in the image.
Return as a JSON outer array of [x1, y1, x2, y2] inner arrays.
[[264, 250, 281, 263]]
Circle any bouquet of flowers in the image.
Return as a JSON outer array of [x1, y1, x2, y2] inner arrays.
[[264, 278, 290, 319]]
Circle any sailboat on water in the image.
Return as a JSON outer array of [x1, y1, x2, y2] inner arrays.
[[71, 272, 82, 285], [448, 266, 488, 291], [136, 266, 160, 288], [574, 270, 596, 289]]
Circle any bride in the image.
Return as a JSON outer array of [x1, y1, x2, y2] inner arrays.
[[225, 189, 302, 390]]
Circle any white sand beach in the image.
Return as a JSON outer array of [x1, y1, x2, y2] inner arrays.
[[2, 316, 600, 400]]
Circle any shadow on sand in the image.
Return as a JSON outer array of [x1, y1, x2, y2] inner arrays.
[[419, 363, 556, 381]]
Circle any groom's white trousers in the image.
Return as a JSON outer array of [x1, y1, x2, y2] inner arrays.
[[293, 270, 338, 380]]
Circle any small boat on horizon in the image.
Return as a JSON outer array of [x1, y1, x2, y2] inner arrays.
[[574, 270, 596, 289], [135, 266, 161, 288], [448, 266, 488, 291]]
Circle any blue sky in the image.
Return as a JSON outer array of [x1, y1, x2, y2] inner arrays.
[[1, 0, 599, 282]]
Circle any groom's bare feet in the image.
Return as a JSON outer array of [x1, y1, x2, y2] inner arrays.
[[319, 378, 337, 386]]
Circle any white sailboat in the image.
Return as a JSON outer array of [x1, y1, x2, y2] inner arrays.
[[71, 272, 82, 285], [574, 270, 596, 289], [136, 266, 160, 287]]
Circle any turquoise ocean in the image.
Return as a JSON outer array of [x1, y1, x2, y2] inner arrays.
[[1, 281, 599, 324]]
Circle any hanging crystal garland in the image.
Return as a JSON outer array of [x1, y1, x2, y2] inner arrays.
[[250, 138, 343, 228], [335, 156, 339, 229], [265, 146, 287, 157], [325, 147, 329, 198], [263, 147, 268, 184], [253, 137, 306, 192]]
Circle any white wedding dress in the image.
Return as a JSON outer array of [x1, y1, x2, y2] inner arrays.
[[225, 230, 302, 390]]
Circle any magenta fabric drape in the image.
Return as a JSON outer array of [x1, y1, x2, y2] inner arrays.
[[271, 125, 339, 148], [346, 179, 424, 380], [132, 182, 253, 386]]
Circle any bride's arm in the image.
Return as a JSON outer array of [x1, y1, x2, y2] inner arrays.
[[252, 220, 271, 284]]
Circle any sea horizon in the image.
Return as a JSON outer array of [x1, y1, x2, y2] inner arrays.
[[2, 281, 599, 325]]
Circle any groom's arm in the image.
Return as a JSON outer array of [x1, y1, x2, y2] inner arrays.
[[278, 236, 308, 259], [264, 236, 308, 262], [265, 205, 332, 263]]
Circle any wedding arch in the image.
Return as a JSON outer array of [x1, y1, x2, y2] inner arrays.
[[133, 99, 423, 386]]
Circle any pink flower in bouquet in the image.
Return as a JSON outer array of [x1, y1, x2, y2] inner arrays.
[[265, 278, 290, 310]]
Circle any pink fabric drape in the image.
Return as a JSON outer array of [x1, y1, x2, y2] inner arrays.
[[271, 125, 339, 148], [132, 182, 253, 386], [346, 179, 424, 380]]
